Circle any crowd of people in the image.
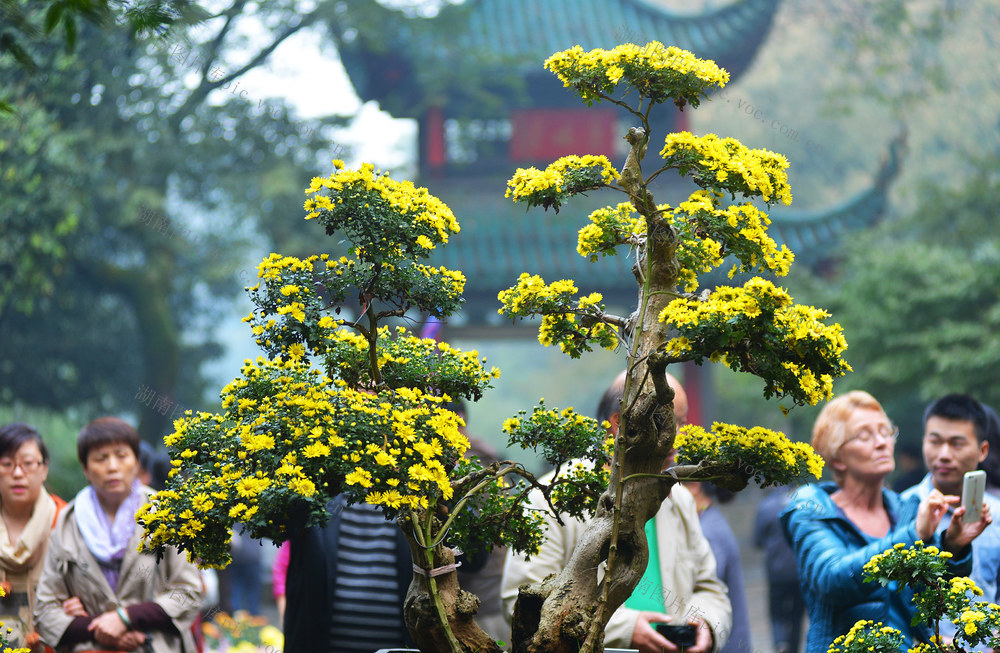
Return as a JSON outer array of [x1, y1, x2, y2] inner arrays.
[[2, 378, 999, 653], [0, 417, 202, 652]]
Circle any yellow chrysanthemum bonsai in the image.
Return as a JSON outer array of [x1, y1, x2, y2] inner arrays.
[[140, 41, 849, 653], [497, 40, 847, 653]]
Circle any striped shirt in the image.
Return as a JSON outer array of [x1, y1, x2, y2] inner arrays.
[[329, 501, 407, 653]]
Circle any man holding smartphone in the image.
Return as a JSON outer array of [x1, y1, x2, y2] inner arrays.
[[902, 393, 1000, 651]]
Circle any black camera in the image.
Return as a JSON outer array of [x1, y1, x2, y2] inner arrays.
[[653, 623, 698, 649]]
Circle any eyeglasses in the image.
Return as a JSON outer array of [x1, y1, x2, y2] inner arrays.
[[0, 459, 44, 475], [841, 424, 899, 448]]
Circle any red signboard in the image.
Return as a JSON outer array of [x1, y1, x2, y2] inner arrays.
[[509, 108, 618, 162]]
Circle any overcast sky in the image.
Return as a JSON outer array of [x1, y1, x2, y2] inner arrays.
[[194, 4, 420, 175]]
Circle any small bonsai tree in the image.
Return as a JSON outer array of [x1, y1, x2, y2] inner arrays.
[[140, 42, 849, 653], [137, 161, 613, 653], [830, 542, 1000, 653]]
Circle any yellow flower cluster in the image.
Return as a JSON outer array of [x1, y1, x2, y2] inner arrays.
[[255, 252, 317, 282], [660, 200, 725, 292], [505, 155, 620, 206], [501, 403, 611, 520], [949, 576, 985, 598], [544, 42, 729, 104], [907, 644, 934, 653], [576, 202, 645, 260], [960, 608, 987, 635], [327, 328, 368, 352], [659, 278, 849, 405], [778, 362, 832, 408], [673, 191, 794, 281], [498, 275, 617, 356], [243, 246, 469, 367], [830, 620, 875, 649], [827, 620, 902, 653], [536, 313, 564, 347], [859, 542, 1000, 649], [324, 255, 355, 276], [660, 277, 788, 328], [498, 273, 579, 316], [536, 314, 617, 355], [676, 237, 723, 292], [324, 325, 499, 400], [413, 263, 466, 297], [242, 253, 345, 353], [141, 354, 476, 568], [674, 422, 824, 483], [576, 192, 792, 293], [305, 160, 459, 245], [863, 540, 954, 579], [276, 302, 306, 323], [660, 132, 792, 205]]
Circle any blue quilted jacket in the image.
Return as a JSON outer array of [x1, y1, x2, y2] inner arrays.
[[780, 482, 972, 653]]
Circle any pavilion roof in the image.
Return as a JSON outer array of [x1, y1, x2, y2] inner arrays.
[[339, 0, 782, 118], [456, 0, 780, 73]]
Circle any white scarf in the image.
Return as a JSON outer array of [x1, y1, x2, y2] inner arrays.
[[73, 479, 144, 566]]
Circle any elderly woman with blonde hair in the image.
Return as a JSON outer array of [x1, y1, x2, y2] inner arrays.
[[781, 390, 991, 653]]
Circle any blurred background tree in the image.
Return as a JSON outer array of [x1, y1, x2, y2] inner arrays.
[[0, 0, 208, 111], [799, 155, 1000, 438], [0, 1, 350, 441]]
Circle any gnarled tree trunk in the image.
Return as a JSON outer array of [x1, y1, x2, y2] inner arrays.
[[403, 534, 503, 652], [508, 378, 678, 653], [508, 127, 681, 653]]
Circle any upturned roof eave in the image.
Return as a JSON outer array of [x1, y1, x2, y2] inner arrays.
[[339, 0, 782, 118]]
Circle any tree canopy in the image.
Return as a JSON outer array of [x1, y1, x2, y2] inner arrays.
[[0, 2, 346, 439]]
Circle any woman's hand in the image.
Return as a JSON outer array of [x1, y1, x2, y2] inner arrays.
[[88, 609, 128, 645], [943, 503, 992, 553], [61, 596, 88, 617], [112, 630, 147, 651], [915, 490, 957, 540]]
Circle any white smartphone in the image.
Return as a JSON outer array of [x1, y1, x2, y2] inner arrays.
[[961, 470, 987, 524]]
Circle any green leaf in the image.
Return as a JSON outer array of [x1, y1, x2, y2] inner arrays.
[[63, 15, 77, 49], [44, 3, 65, 34], [0, 32, 38, 71]]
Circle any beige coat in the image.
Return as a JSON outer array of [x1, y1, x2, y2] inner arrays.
[[0, 489, 61, 652], [33, 488, 202, 653], [501, 476, 732, 650]]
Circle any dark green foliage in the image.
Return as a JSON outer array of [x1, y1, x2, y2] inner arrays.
[[805, 155, 1000, 436], [0, 4, 344, 439]]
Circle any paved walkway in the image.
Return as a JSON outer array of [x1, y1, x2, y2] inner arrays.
[[717, 486, 808, 653]]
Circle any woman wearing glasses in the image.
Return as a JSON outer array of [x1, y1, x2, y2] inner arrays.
[[0, 423, 66, 652], [781, 390, 991, 653], [33, 417, 201, 652]]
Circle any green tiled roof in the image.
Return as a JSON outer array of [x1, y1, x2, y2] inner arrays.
[[432, 184, 633, 294], [459, 0, 780, 72], [340, 0, 782, 117]]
